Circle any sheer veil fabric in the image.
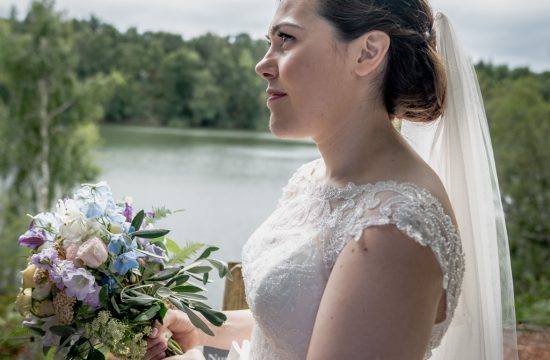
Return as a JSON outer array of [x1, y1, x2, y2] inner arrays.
[[401, 13, 519, 359]]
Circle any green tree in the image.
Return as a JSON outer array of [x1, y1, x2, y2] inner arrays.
[[0, 0, 120, 331], [478, 64, 550, 323]]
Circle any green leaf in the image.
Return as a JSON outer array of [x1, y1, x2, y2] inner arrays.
[[122, 294, 158, 306], [134, 303, 161, 322], [68, 337, 88, 358], [185, 271, 207, 283], [147, 267, 181, 281], [87, 348, 105, 360], [186, 265, 213, 274], [44, 347, 55, 360], [207, 259, 231, 279], [156, 287, 173, 298], [166, 273, 190, 287], [158, 301, 168, 322], [195, 307, 227, 327], [196, 246, 219, 261], [170, 298, 214, 336], [49, 325, 75, 338], [164, 238, 181, 254], [111, 296, 121, 314], [99, 286, 109, 308], [169, 242, 204, 265], [175, 292, 208, 301], [171, 284, 206, 293], [131, 229, 170, 239], [28, 327, 46, 336], [202, 272, 210, 285], [43, 346, 52, 356], [131, 210, 145, 231]]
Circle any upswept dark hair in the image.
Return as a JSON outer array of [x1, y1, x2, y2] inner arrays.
[[317, 0, 447, 122]]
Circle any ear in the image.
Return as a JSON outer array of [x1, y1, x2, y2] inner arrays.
[[353, 30, 390, 77]]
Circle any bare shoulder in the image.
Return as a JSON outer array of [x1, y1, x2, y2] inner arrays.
[[393, 150, 457, 226], [307, 224, 442, 360]]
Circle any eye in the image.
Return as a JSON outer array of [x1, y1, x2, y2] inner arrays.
[[277, 31, 294, 44]]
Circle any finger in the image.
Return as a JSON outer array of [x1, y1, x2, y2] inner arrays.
[[144, 341, 167, 360], [147, 336, 164, 350], [149, 321, 162, 339]]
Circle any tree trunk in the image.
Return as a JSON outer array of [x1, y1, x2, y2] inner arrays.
[[37, 79, 50, 213]]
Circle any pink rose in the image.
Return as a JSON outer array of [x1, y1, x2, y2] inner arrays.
[[76, 237, 108, 268], [65, 245, 79, 261]]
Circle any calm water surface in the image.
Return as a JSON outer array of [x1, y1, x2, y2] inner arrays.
[[98, 125, 319, 308]]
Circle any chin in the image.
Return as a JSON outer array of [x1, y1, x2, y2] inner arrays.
[[268, 114, 308, 139], [269, 121, 303, 139]]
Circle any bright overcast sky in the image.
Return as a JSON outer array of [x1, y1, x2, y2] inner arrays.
[[1, 0, 549, 72]]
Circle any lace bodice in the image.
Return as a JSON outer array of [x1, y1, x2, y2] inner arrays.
[[241, 158, 465, 359]]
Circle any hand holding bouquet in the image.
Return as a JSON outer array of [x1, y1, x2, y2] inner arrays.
[[15, 182, 230, 359]]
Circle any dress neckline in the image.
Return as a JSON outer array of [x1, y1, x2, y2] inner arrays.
[[303, 158, 434, 197]]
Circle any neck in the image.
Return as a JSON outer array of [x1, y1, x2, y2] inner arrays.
[[313, 102, 403, 185]]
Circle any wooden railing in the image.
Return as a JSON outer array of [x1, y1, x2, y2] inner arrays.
[[222, 262, 248, 311]]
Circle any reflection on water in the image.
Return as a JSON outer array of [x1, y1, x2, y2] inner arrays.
[[98, 125, 319, 309]]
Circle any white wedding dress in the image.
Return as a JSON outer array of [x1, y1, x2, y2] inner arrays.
[[241, 157, 465, 360]]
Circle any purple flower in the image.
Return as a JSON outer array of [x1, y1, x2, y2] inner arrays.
[[61, 266, 97, 301], [31, 248, 59, 269], [18, 228, 47, 250], [144, 243, 166, 264], [41, 316, 61, 347], [123, 202, 133, 223], [83, 284, 101, 309]]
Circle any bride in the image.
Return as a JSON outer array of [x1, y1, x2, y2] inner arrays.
[[144, 0, 518, 359]]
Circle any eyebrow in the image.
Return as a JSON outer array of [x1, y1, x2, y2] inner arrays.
[[266, 22, 305, 38]]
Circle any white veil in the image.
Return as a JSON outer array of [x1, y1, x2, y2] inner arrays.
[[401, 13, 519, 360]]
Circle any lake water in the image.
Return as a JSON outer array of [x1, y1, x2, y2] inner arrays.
[[98, 125, 320, 309]]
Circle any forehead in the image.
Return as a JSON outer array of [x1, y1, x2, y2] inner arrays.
[[271, 0, 319, 27]]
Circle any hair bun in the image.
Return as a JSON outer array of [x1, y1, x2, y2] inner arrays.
[[318, 0, 448, 123]]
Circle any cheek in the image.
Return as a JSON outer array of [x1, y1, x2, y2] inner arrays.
[[282, 49, 342, 119]]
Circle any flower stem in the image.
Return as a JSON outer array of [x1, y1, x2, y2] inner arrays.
[[167, 338, 184, 356]]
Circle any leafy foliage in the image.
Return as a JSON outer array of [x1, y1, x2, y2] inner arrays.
[[476, 62, 550, 324]]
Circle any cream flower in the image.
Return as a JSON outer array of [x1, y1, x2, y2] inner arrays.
[[21, 264, 37, 289], [32, 281, 53, 301], [15, 288, 32, 316], [35, 300, 55, 317]]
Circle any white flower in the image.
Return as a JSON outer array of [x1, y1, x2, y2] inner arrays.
[[31, 212, 62, 241], [57, 199, 89, 248]]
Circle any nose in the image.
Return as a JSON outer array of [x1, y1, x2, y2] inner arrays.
[[255, 53, 278, 80]]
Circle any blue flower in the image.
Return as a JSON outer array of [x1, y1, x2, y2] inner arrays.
[[108, 235, 125, 255], [99, 275, 117, 293], [73, 182, 125, 226], [111, 250, 144, 275]]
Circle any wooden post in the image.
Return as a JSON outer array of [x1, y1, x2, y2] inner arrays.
[[222, 262, 248, 311]]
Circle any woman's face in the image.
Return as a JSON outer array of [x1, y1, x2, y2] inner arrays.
[[255, 0, 357, 140]]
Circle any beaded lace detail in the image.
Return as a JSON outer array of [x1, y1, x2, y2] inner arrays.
[[242, 159, 465, 359]]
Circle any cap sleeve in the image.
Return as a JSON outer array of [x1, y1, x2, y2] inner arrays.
[[321, 181, 465, 349]]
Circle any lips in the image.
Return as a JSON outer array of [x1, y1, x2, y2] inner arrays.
[[267, 88, 287, 102]]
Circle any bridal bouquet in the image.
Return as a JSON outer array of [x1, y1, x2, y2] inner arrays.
[[15, 182, 230, 359]]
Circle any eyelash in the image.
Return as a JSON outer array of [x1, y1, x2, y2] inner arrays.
[[266, 31, 295, 46]]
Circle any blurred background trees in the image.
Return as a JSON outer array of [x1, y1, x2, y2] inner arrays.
[[0, 0, 549, 357]]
